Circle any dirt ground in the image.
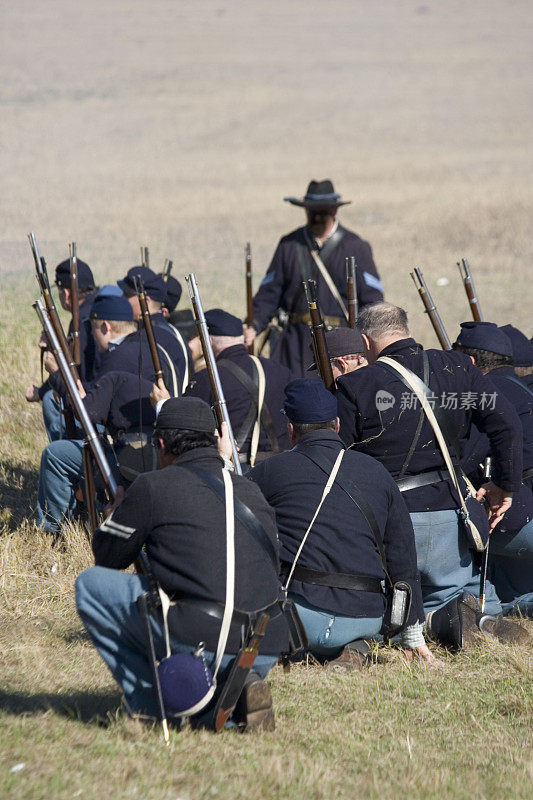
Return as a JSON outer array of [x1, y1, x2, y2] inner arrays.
[[1, 0, 531, 342]]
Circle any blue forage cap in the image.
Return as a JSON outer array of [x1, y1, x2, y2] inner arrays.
[[499, 325, 533, 367], [158, 652, 214, 717], [455, 321, 513, 358], [96, 284, 124, 298], [55, 259, 94, 290], [117, 266, 167, 303], [283, 378, 338, 423], [162, 274, 182, 312], [205, 308, 244, 337], [90, 292, 133, 322]]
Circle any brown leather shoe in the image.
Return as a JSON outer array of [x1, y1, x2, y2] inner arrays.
[[478, 615, 531, 645], [324, 645, 368, 672], [234, 673, 275, 732]]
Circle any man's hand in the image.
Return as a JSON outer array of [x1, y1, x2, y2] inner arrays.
[[150, 378, 170, 409], [244, 325, 257, 347], [25, 384, 40, 402], [43, 351, 59, 374], [403, 644, 445, 667], [215, 420, 236, 461], [76, 379, 86, 399], [102, 485, 125, 519], [476, 481, 513, 531]]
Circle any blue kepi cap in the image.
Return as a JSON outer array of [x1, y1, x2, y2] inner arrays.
[[90, 293, 133, 322], [283, 378, 338, 423], [455, 321, 513, 358]]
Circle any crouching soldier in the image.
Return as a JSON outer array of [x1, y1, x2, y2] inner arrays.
[[248, 378, 437, 669], [76, 397, 289, 730]]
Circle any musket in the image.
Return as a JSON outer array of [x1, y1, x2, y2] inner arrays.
[[185, 273, 242, 475], [133, 276, 166, 388], [479, 456, 492, 614], [245, 242, 254, 355], [411, 268, 452, 350], [29, 232, 79, 382], [37, 296, 168, 737], [69, 242, 81, 367], [34, 298, 116, 500], [162, 259, 173, 281], [346, 256, 357, 329], [140, 246, 150, 268], [303, 280, 335, 392], [458, 258, 484, 322]]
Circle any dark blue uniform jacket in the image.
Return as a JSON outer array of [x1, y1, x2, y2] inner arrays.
[[252, 225, 383, 377], [336, 339, 523, 513], [92, 447, 289, 655], [248, 429, 424, 626], [462, 366, 533, 532], [185, 344, 292, 457]]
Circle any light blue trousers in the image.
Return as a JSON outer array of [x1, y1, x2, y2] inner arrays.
[[289, 592, 382, 657], [75, 567, 277, 723], [489, 518, 533, 617], [410, 509, 502, 615]]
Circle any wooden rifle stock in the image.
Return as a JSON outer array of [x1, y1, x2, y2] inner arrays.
[[303, 280, 335, 392], [411, 268, 452, 350], [245, 242, 254, 354], [134, 277, 166, 386], [69, 242, 81, 367], [346, 256, 357, 329], [185, 273, 242, 474], [458, 258, 483, 322]]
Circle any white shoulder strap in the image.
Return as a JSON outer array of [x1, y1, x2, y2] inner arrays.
[[156, 343, 179, 397], [283, 449, 345, 590], [309, 250, 349, 322], [167, 323, 190, 393], [378, 356, 483, 550], [249, 356, 266, 467]]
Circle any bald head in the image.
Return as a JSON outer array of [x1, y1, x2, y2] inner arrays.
[[356, 303, 411, 363]]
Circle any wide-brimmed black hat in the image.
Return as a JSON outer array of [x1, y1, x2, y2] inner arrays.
[[284, 179, 351, 208]]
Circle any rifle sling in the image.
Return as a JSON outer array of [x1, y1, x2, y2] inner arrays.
[[181, 463, 279, 574], [294, 226, 346, 312], [297, 445, 393, 590], [499, 373, 533, 401], [217, 359, 279, 454]]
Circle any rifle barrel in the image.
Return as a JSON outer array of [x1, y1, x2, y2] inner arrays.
[[411, 268, 452, 350], [34, 299, 117, 500], [186, 273, 242, 474], [134, 278, 165, 384], [303, 280, 335, 392], [346, 256, 357, 329], [69, 242, 81, 367], [245, 242, 254, 354], [458, 258, 483, 322]]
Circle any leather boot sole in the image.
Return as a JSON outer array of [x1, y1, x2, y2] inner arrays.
[[237, 677, 275, 732]]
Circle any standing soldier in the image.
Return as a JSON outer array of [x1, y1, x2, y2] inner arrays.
[[244, 179, 383, 376]]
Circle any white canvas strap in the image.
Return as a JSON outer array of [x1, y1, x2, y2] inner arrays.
[[157, 466, 236, 715], [378, 356, 483, 550], [249, 356, 266, 468], [156, 343, 179, 397], [284, 449, 345, 590], [309, 249, 349, 322], [167, 323, 190, 393]]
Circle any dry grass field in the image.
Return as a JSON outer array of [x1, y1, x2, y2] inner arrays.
[[1, 1, 532, 798]]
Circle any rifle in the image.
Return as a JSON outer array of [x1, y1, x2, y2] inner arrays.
[[133, 276, 166, 388], [162, 259, 173, 281], [245, 242, 254, 355], [140, 246, 150, 268], [29, 232, 79, 382], [69, 242, 81, 367], [36, 296, 169, 738], [411, 268, 452, 350], [185, 273, 242, 475], [303, 280, 335, 392], [458, 258, 484, 322], [346, 256, 357, 329]]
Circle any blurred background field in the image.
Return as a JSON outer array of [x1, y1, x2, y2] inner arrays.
[[1, 2, 532, 798]]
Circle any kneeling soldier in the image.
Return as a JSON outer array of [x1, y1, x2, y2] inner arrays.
[[248, 378, 436, 668], [76, 397, 289, 730]]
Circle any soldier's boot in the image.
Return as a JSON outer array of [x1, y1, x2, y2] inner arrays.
[[427, 593, 530, 650], [324, 639, 371, 672], [234, 672, 275, 733], [425, 596, 465, 651]]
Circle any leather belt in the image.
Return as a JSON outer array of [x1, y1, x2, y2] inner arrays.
[[175, 597, 281, 626], [395, 469, 452, 492], [288, 312, 345, 329], [282, 563, 384, 593]]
